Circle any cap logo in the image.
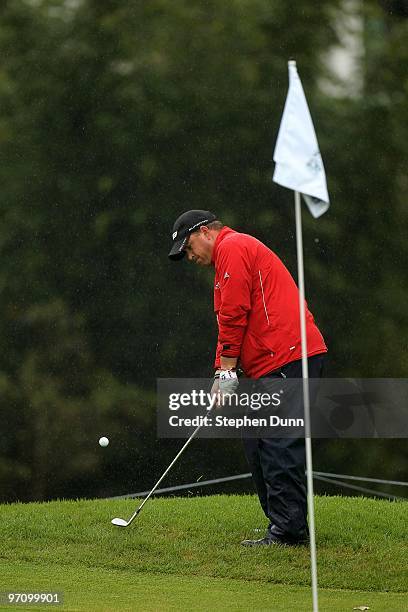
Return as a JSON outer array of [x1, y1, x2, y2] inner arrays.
[[172, 231, 178, 240], [188, 219, 209, 232]]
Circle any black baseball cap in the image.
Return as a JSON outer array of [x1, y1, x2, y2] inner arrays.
[[168, 210, 217, 260]]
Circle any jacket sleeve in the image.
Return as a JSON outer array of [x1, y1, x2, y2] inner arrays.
[[216, 240, 252, 359]]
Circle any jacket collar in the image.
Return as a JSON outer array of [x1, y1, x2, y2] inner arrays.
[[212, 227, 236, 264]]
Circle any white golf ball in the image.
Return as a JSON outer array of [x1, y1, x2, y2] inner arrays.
[[99, 436, 109, 447]]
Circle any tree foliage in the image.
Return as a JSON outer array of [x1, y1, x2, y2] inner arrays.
[[0, 0, 406, 501]]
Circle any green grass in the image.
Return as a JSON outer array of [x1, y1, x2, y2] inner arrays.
[[0, 494, 407, 611]]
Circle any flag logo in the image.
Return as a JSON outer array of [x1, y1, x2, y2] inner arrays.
[[306, 151, 323, 175]]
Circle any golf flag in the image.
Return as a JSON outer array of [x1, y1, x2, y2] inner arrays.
[[273, 60, 330, 218]]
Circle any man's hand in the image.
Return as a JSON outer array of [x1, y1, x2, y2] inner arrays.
[[210, 369, 222, 401], [219, 369, 239, 395], [211, 369, 239, 408]]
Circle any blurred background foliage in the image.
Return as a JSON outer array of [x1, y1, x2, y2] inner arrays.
[[0, 0, 407, 502]]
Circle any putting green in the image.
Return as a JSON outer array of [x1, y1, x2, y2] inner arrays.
[[1, 562, 406, 611]]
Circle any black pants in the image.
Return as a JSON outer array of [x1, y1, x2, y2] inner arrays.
[[242, 354, 325, 541]]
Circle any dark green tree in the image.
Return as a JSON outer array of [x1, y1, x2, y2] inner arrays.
[[1, 0, 406, 501]]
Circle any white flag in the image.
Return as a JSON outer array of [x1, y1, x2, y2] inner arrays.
[[273, 60, 330, 218]]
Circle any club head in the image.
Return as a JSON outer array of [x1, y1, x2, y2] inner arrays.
[[111, 517, 128, 527]]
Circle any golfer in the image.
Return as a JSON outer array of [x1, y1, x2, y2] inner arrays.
[[169, 210, 327, 547]]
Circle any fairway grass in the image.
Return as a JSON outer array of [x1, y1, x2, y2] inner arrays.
[[1, 562, 407, 611], [0, 494, 406, 610]]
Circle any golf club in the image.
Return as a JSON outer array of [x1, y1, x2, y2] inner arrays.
[[111, 413, 210, 528]]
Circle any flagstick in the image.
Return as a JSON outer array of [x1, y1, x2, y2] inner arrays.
[[294, 190, 319, 612]]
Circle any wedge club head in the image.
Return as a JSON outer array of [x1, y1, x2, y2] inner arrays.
[[111, 518, 129, 527]]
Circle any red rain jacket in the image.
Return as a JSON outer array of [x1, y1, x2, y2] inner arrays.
[[213, 227, 327, 378]]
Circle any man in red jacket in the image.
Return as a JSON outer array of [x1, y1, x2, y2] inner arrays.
[[169, 209, 327, 546]]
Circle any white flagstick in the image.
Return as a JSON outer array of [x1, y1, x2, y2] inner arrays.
[[273, 59, 330, 611], [295, 190, 319, 612]]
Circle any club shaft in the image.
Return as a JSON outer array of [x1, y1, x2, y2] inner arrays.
[[126, 420, 205, 524]]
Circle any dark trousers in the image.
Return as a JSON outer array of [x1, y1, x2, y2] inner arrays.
[[242, 354, 325, 540]]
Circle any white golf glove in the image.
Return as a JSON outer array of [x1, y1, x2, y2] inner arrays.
[[219, 369, 239, 395], [211, 369, 239, 408], [210, 370, 222, 399]]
